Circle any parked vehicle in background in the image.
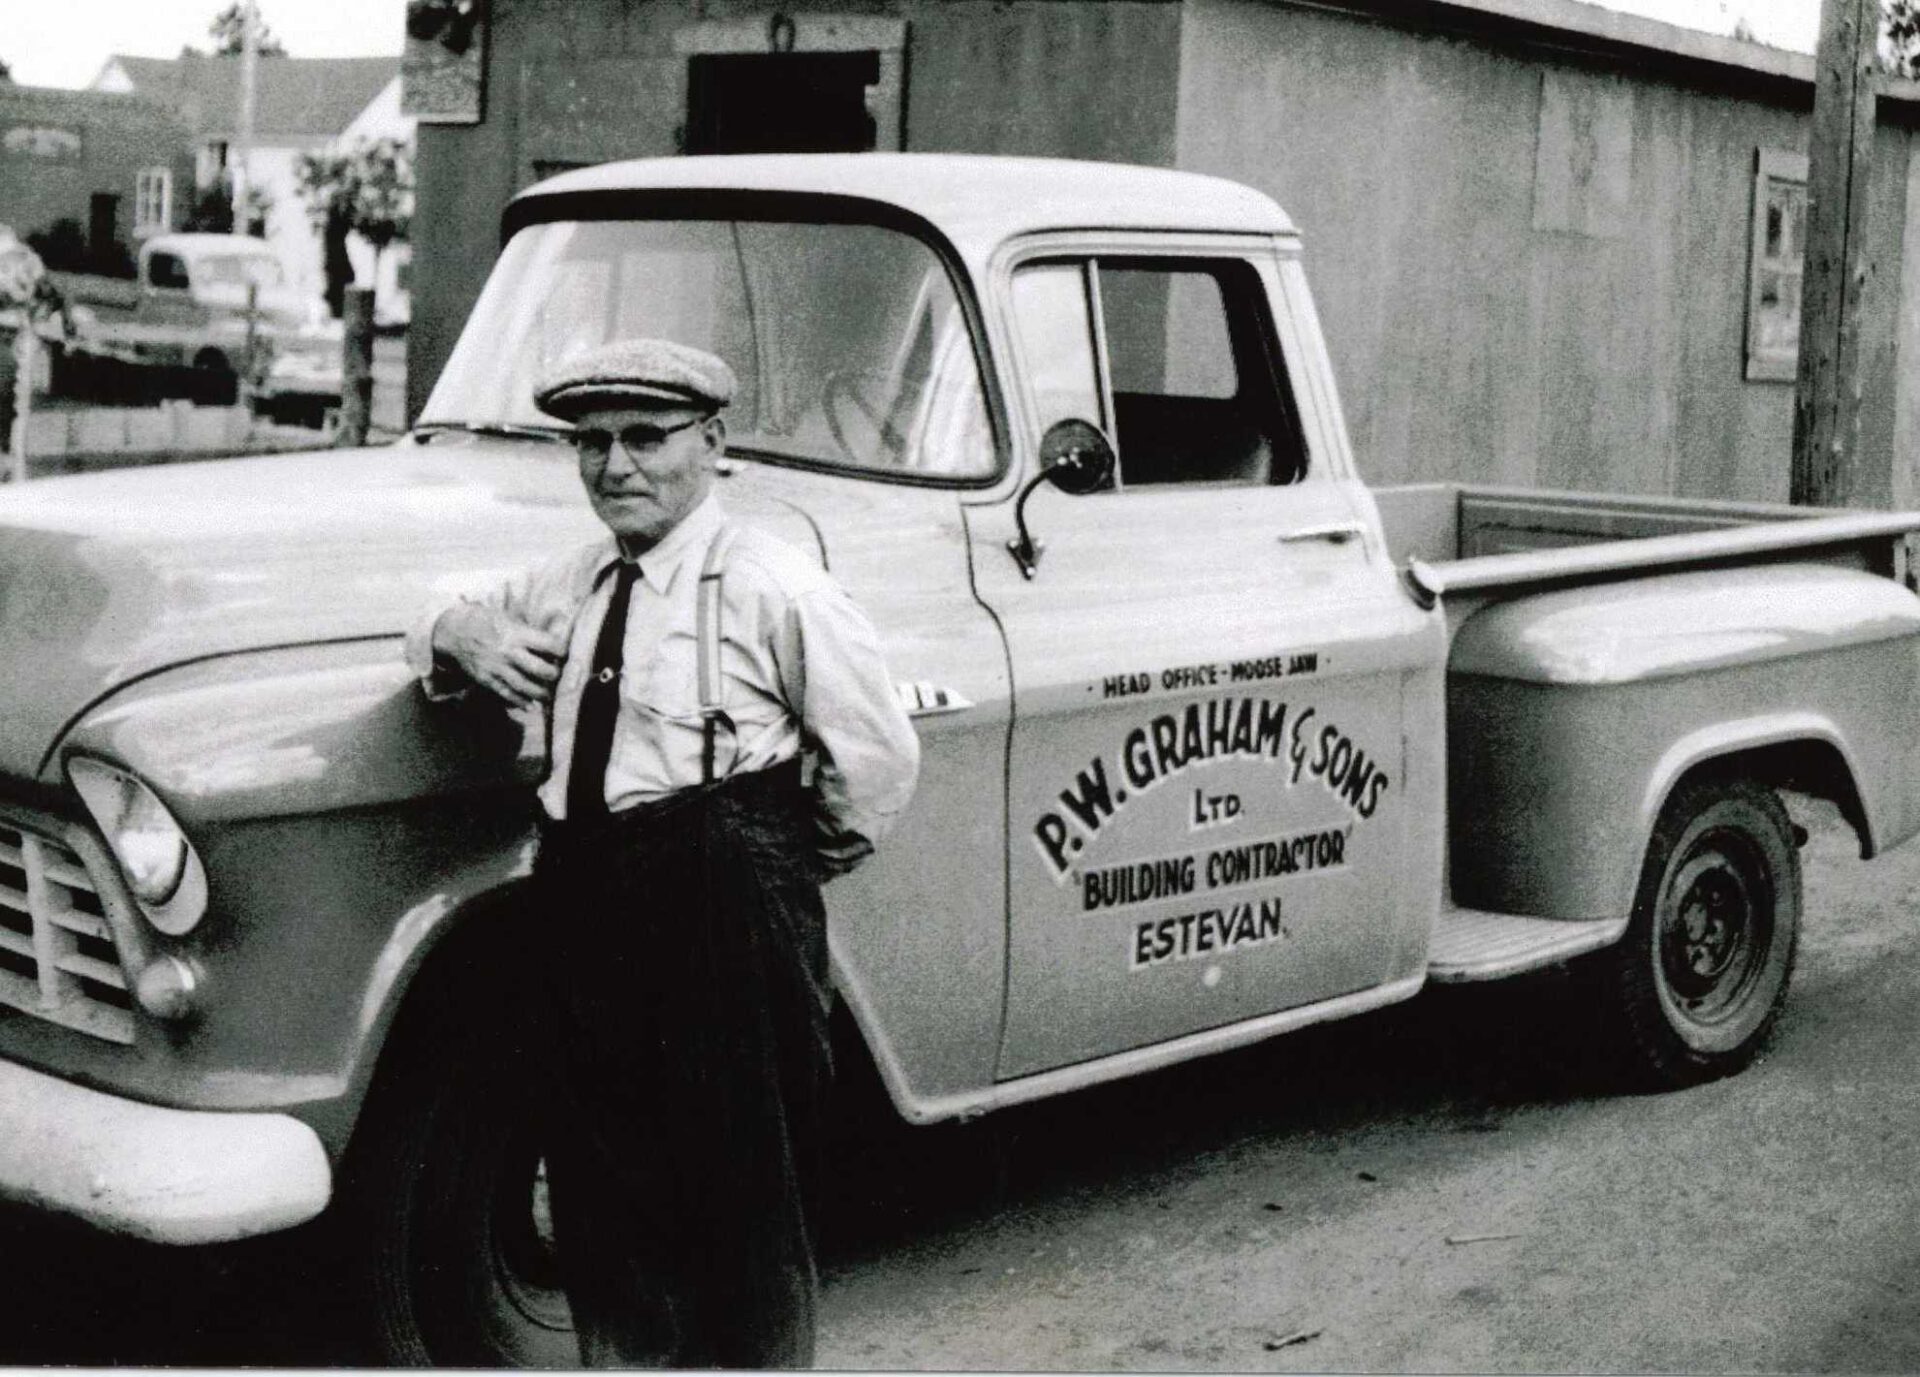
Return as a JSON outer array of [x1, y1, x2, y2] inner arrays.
[[52, 233, 329, 404], [252, 318, 345, 428], [1, 155, 1919, 1365]]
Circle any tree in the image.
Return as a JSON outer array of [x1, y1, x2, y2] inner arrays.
[[183, 172, 273, 238], [0, 56, 13, 81], [295, 138, 414, 317], [209, 3, 287, 57]]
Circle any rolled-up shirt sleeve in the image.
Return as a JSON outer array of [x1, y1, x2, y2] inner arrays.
[[779, 585, 921, 867]]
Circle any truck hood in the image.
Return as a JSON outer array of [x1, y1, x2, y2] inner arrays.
[[0, 440, 824, 781]]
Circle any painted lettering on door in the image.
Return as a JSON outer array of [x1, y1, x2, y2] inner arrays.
[[1030, 695, 1391, 881]]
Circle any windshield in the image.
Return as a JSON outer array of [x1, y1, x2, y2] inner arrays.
[[421, 218, 998, 481], [195, 254, 284, 289]]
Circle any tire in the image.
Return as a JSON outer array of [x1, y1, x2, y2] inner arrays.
[[190, 349, 237, 405], [1595, 775, 1801, 1089], [335, 959, 577, 1367]]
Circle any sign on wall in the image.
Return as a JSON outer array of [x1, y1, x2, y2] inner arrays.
[[402, 0, 487, 125], [1746, 148, 1808, 383], [2, 127, 83, 162]]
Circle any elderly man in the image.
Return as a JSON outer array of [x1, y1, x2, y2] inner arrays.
[[408, 338, 920, 1368]]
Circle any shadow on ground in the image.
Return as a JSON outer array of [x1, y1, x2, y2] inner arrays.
[[0, 971, 1618, 1365]]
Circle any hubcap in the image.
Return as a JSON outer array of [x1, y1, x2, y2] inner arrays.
[[490, 1149, 573, 1332], [1659, 832, 1771, 1026]]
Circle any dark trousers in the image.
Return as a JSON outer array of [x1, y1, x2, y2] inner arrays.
[[531, 761, 831, 1369]]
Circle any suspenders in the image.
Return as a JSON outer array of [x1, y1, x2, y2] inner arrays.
[[695, 522, 739, 787], [550, 519, 739, 805]]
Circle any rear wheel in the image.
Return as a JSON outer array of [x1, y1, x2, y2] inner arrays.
[[336, 957, 577, 1366], [190, 349, 237, 405], [1595, 776, 1800, 1089]]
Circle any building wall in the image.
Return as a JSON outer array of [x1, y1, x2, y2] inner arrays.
[[0, 87, 193, 266], [408, 0, 1920, 510], [408, 0, 1183, 418], [236, 140, 327, 309], [1174, 0, 1916, 505]]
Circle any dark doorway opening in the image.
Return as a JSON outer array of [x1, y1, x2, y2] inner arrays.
[[685, 51, 881, 154], [88, 194, 119, 261]]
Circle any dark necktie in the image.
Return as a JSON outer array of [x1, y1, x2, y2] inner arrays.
[[565, 560, 639, 821]]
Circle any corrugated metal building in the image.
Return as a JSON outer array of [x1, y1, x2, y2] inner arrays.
[[408, 0, 1920, 506]]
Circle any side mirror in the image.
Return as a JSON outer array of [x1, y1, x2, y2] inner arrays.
[[1008, 418, 1116, 579], [1038, 418, 1116, 495]]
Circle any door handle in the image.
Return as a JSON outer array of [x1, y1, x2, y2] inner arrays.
[[1278, 521, 1367, 545]]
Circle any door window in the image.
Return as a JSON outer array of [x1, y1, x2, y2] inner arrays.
[[1009, 256, 1309, 487]]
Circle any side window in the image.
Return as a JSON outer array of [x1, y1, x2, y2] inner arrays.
[[1099, 258, 1305, 486], [147, 252, 188, 290], [1008, 255, 1308, 487]]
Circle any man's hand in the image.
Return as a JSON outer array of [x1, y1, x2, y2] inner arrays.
[[432, 603, 567, 710]]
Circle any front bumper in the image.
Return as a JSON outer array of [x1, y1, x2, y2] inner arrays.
[[0, 1057, 331, 1244]]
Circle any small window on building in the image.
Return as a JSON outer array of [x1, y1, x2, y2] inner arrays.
[[197, 141, 229, 189], [134, 166, 173, 238], [1747, 148, 1808, 382]]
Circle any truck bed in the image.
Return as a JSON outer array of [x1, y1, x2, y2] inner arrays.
[[1371, 483, 1920, 606]]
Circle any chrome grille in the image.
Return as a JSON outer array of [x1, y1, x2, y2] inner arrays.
[[0, 820, 134, 1044]]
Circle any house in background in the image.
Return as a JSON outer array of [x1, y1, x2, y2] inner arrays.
[[92, 52, 414, 323], [0, 83, 192, 273]]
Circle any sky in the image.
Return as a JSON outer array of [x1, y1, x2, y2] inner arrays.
[[6, 0, 411, 88], [3, 0, 1823, 91]]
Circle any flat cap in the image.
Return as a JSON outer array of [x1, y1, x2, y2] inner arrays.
[[533, 337, 737, 420]]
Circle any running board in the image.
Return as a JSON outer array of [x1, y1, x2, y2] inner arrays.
[[1428, 906, 1629, 982]]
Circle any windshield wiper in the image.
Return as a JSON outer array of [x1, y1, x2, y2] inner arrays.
[[412, 420, 574, 444]]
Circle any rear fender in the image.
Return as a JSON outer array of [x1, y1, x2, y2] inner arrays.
[[1446, 564, 1920, 919], [1642, 717, 1874, 858]]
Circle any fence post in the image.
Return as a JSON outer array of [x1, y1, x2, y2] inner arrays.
[[240, 280, 259, 425], [8, 326, 33, 484], [338, 287, 375, 448]]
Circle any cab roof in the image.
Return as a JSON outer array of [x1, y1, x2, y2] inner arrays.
[[511, 154, 1298, 259]]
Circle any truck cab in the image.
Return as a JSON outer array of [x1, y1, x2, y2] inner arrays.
[[66, 233, 322, 401]]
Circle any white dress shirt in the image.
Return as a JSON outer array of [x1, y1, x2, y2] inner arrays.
[[406, 494, 920, 861]]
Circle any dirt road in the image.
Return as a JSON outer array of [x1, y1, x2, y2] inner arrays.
[[3, 794, 1917, 1368], [816, 794, 1920, 1372]]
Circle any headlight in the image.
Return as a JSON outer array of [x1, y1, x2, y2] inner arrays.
[[67, 757, 205, 931]]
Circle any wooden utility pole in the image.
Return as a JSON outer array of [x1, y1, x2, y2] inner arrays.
[[234, 0, 259, 228], [338, 286, 375, 446], [1791, 0, 1881, 507], [7, 326, 30, 484]]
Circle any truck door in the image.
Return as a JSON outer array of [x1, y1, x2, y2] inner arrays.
[[969, 244, 1437, 1080], [143, 249, 198, 326]]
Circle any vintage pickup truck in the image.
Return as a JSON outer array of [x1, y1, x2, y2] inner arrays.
[[53, 232, 324, 403], [4, 155, 1920, 1364]]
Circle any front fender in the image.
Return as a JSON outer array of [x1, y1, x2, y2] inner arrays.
[[26, 640, 546, 1154], [1446, 564, 1920, 919]]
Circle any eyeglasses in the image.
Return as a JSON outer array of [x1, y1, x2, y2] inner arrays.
[[573, 416, 706, 463]]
